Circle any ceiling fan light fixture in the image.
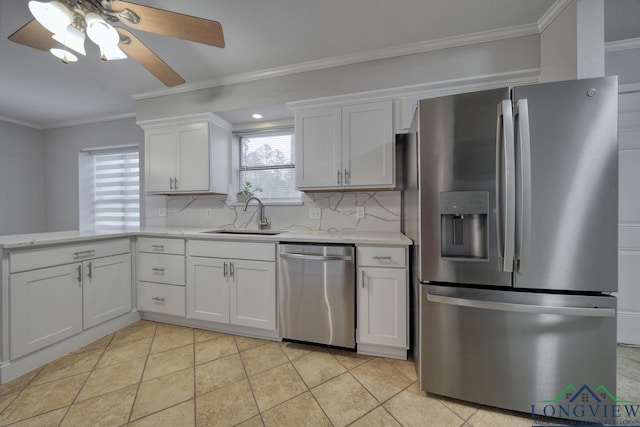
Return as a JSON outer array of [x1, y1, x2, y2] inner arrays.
[[28, 1, 74, 35], [99, 44, 127, 61], [50, 47, 78, 63], [52, 25, 86, 55], [85, 13, 118, 47]]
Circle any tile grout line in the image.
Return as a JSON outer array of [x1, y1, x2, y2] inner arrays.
[[234, 335, 267, 426], [125, 322, 158, 425]]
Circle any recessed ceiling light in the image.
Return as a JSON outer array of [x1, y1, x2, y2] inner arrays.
[[252, 113, 263, 119]]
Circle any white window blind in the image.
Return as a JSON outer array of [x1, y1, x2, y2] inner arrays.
[[236, 130, 301, 201], [93, 150, 140, 228]]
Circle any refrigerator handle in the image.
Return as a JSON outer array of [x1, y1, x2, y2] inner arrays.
[[515, 99, 532, 274], [496, 100, 516, 273], [427, 293, 616, 318]]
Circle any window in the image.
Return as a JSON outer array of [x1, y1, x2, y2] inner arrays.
[[235, 129, 301, 202], [79, 146, 140, 229]]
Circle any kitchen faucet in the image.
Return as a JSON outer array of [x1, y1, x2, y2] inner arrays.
[[243, 197, 270, 230]]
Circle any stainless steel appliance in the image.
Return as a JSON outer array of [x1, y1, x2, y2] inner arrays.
[[403, 77, 619, 422], [278, 243, 356, 348]]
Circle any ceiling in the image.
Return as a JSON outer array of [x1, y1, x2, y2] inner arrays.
[[0, 0, 636, 129]]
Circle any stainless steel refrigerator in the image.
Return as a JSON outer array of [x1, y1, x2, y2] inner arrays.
[[403, 76, 619, 422]]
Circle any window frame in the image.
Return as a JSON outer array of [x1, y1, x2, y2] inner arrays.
[[233, 128, 301, 205], [78, 145, 141, 230]]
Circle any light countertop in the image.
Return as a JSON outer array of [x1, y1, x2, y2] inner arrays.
[[0, 227, 412, 249]]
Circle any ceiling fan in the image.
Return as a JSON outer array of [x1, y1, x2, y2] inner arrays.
[[8, 0, 225, 87]]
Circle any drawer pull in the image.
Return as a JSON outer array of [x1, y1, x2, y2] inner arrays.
[[152, 268, 165, 272], [73, 250, 95, 258], [152, 297, 166, 302], [151, 245, 165, 250], [373, 256, 392, 260]]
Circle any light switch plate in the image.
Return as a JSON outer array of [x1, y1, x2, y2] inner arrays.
[[356, 206, 365, 219], [309, 208, 321, 220], [206, 208, 213, 217], [158, 208, 167, 217]]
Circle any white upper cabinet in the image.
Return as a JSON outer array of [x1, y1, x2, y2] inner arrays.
[[140, 113, 231, 194], [294, 101, 395, 191]]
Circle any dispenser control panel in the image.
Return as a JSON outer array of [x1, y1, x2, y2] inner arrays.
[[440, 191, 489, 215]]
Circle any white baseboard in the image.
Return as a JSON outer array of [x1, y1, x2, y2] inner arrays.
[[357, 343, 407, 360], [618, 310, 640, 345], [0, 311, 141, 384]]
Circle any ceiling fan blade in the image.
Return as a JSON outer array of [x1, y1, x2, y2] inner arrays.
[[116, 27, 185, 87], [111, 1, 225, 48], [8, 19, 57, 51]]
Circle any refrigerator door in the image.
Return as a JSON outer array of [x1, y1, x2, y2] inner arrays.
[[512, 77, 618, 292], [421, 284, 617, 423], [418, 88, 513, 286]]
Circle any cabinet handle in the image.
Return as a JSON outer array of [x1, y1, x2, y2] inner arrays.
[[88, 262, 92, 279], [337, 170, 342, 185], [73, 250, 95, 258], [373, 256, 392, 260], [76, 265, 82, 283], [152, 267, 165, 273], [344, 169, 349, 184], [169, 177, 173, 190], [230, 262, 234, 278], [151, 244, 165, 250], [174, 178, 179, 189], [152, 297, 166, 302], [362, 273, 367, 288], [223, 262, 228, 278]]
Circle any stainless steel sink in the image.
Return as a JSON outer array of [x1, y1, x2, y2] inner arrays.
[[203, 229, 283, 236]]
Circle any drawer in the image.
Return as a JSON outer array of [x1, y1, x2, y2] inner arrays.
[[189, 240, 276, 262], [137, 237, 185, 255], [137, 253, 185, 286], [357, 246, 406, 268], [137, 282, 185, 317], [10, 238, 131, 273]]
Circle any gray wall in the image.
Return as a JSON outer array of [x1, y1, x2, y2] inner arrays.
[[137, 35, 541, 121], [0, 121, 46, 235], [43, 118, 143, 231]]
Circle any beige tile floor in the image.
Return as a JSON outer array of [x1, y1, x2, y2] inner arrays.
[[0, 320, 638, 426]]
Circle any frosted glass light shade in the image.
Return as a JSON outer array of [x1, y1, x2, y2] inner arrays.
[[29, 1, 74, 34], [85, 13, 119, 46], [50, 47, 78, 63], [52, 25, 86, 55], [100, 44, 127, 60]]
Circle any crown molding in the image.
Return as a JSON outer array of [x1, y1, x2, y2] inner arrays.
[[606, 37, 640, 53], [0, 115, 43, 130], [537, 0, 574, 33], [137, 112, 232, 130], [288, 68, 540, 110], [132, 23, 539, 101]]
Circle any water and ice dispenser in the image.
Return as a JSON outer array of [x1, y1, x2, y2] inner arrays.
[[440, 191, 489, 261]]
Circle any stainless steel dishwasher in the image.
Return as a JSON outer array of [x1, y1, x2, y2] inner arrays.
[[278, 243, 355, 349]]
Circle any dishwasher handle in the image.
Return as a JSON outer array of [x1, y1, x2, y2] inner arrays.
[[280, 252, 353, 262]]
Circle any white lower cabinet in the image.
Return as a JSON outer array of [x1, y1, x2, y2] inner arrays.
[[83, 254, 132, 329], [186, 240, 276, 331], [8, 238, 132, 360], [357, 246, 408, 358], [10, 264, 83, 359]]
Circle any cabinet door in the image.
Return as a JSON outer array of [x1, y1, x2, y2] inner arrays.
[[145, 128, 176, 192], [10, 264, 83, 359], [83, 254, 132, 329], [358, 267, 407, 348], [186, 257, 229, 323], [342, 101, 394, 188], [295, 107, 342, 189], [230, 260, 276, 330], [177, 123, 210, 192]]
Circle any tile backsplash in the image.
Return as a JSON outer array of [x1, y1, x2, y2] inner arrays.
[[145, 191, 401, 232]]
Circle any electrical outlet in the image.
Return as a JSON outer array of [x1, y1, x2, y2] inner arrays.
[[356, 206, 365, 219], [158, 208, 167, 217], [206, 208, 213, 218], [309, 208, 321, 220]]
